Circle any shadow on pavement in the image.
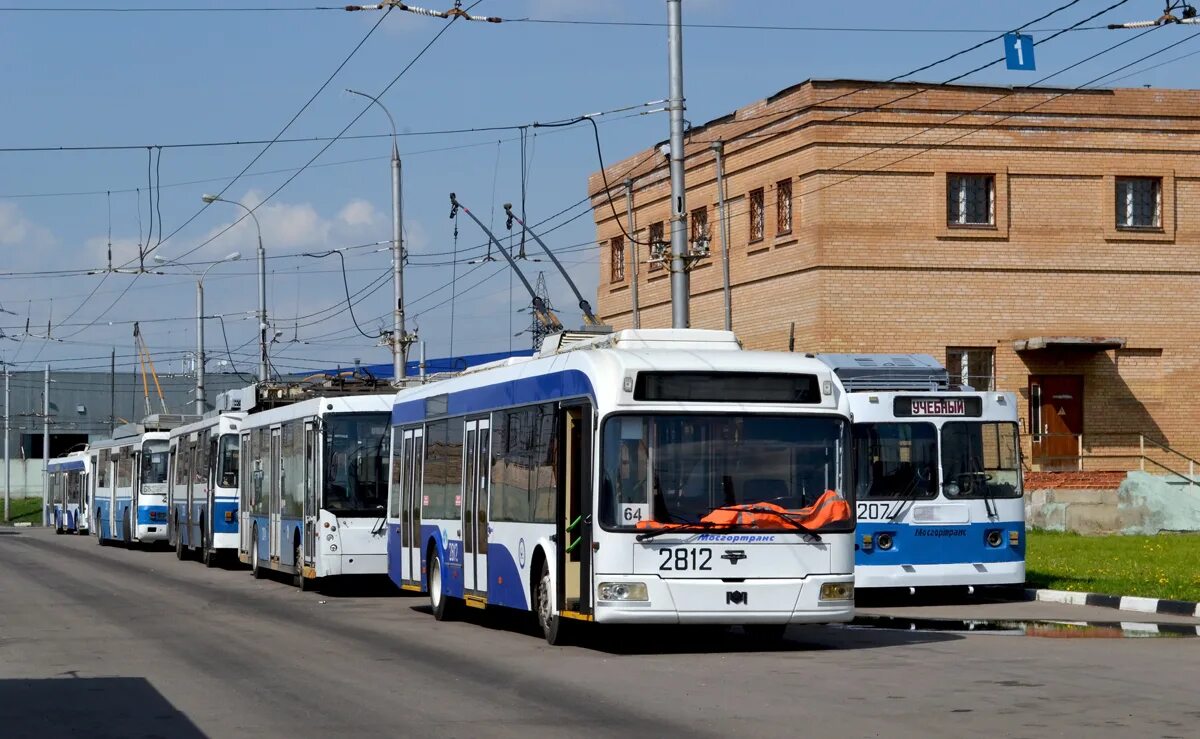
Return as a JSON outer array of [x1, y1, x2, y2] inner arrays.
[[406, 603, 962, 654], [856, 585, 1026, 608], [0, 677, 206, 739]]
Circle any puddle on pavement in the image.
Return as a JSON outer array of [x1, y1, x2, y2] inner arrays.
[[848, 615, 1199, 638]]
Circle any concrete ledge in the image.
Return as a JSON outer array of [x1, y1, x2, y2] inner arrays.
[[1022, 587, 1200, 618]]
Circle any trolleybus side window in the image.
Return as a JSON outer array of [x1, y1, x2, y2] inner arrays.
[[490, 408, 532, 522], [388, 426, 403, 519], [252, 428, 268, 515], [852, 423, 938, 500], [194, 431, 209, 487], [419, 418, 462, 519], [531, 404, 557, 524], [941, 421, 1021, 499], [600, 414, 849, 530], [281, 421, 304, 516], [98, 449, 110, 488], [117, 447, 133, 488], [219, 434, 239, 489]]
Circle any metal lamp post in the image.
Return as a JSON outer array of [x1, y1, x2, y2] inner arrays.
[[154, 252, 241, 414], [346, 88, 409, 382], [201, 194, 268, 382]]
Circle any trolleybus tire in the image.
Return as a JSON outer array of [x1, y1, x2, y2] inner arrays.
[[122, 508, 132, 548], [428, 548, 458, 621], [202, 526, 217, 568], [536, 559, 571, 646], [293, 541, 312, 590], [175, 517, 188, 561], [251, 525, 266, 580], [743, 623, 788, 645]]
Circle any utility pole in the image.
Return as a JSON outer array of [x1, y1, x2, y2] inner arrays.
[[41, 364, 48, 527], [666, 0, 690, 328], [711, 141, 733, 331], [625, 179, 641, 329], [196, 279, 205, 415], [109, 348, 115, 434], [3, 364, 9, 522]]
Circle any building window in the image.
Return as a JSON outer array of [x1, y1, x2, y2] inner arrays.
[[946, 174, 994, 227], [690, 206, 708, 252], [749, 187, 765, 242], [609, 236, 625, 282], [947, 348, 994, 391], [648, 221, 665, 272], [1115, 177, 1161, 229], [776, 179, 792, 235]]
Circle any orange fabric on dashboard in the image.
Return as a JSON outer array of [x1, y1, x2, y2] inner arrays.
[[634, 490, 851, 531]]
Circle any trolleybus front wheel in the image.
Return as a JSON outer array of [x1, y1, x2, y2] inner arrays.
[[175, 516, 188, 561], [122, 508, 132, 548], [294, 541, 315, 591], [536, 559, 572, 646], [202, 525, 217, 568], [428, 548, 459, 621]]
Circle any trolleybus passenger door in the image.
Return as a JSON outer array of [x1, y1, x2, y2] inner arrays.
[[239, 432, 252, 557], [461, 418, 491, 599], [401, 428, 423, 587], [557, 403, 593, 618], [303, 422, 317, 567], [270, 427, 282, 562]]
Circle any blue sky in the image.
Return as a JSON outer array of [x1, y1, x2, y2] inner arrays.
[[1, 0, 1194, 377]]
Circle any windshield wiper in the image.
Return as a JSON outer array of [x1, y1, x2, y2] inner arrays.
[[635, 518, 717, 542]]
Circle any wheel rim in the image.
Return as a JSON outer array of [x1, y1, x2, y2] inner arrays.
[[430, 555, 442, 608], [538, 569, 552, 632]]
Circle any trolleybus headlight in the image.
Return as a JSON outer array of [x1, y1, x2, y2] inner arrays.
[[326, 533, 335, 541], [819, 582, 854, 601], [598, 582, 648, 602], [876, 532, 894, 551], [986, 530, 1003, 548]]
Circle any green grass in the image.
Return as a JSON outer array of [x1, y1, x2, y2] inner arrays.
[[1026, 530, 1200, 602], [2, 497, 44, 525]]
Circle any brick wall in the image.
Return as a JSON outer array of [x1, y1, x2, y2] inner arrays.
[[588, 79, 1200, 463]]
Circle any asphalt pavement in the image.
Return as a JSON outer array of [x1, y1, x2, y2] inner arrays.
[[1, 528, 1198, 738]]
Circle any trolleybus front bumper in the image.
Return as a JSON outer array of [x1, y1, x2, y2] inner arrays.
[[856, 560, 1025, 589]]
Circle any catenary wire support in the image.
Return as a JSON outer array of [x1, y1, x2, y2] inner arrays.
[[344, 0, 500, 22], [1108, 0, 1199, 28]]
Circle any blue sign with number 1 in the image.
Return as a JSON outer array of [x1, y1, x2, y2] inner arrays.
[[1004, 33, 1036, 71]]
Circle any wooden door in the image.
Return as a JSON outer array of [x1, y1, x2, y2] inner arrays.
[[1030, 375, 1083, 470]]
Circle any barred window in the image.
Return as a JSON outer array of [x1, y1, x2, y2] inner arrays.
[[609, 236, 625, 282], [947, 174, 995, 226], [776, 179, 792, 234], [690, 206, 708, 246], [648, 221, 665, 272], [1115, 177, 1161, 229], [947, 347, 994, 391], [749, 188, 765, 242]]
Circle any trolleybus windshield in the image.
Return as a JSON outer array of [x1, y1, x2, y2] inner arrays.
[[852, 423, 938, 500], [141, 440, 170, 484], [323, 412, 389, 516], [941, 421, 1022, 499], [600, 414, 848, 530]]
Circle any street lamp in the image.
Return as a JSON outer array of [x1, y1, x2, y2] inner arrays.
[[201, 194, 269, 383], [154, 252, 241, 414], [346, 88, 411, 382]]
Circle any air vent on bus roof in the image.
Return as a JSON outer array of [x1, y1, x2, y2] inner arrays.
[[815, 353, 949, 392]]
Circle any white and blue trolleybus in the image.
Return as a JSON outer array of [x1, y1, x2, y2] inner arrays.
[[47, 450, 90, 534], [237, 394, 392, 589], [168, 412, 245, 566], [91, 415, 196, 546], [388, 329, 857, 644], [817, 354, 1025, 590]]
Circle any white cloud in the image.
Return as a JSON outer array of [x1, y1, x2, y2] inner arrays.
[[0, 202, 56, 250], [338, 199, 380, 228]]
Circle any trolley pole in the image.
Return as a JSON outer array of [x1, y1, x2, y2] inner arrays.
[[666, 0, 690, 328], [42, 364, 49, 527], [711, 141, 733, 331], [625, 178, 641, 329], [3, 365, 9, 522]]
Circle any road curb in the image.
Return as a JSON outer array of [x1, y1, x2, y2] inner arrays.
[[1022, 587, 1200, 618]]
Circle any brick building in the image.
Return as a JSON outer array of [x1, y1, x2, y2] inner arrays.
[[588, 79, 1200, 471]]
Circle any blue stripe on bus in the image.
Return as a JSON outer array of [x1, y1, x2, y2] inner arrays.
[[484, 543, 528, 611], [391, 369, 594, 425], [855, 521, 1025, 566], [136, 505, 169, 526], [47, 460, 86, 471], [211, 500, 238, 534]]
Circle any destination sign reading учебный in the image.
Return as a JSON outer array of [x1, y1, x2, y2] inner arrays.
[[893, 396, 983, 417]]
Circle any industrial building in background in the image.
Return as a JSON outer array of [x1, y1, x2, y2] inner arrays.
[[590, 79, 1200, 471]]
